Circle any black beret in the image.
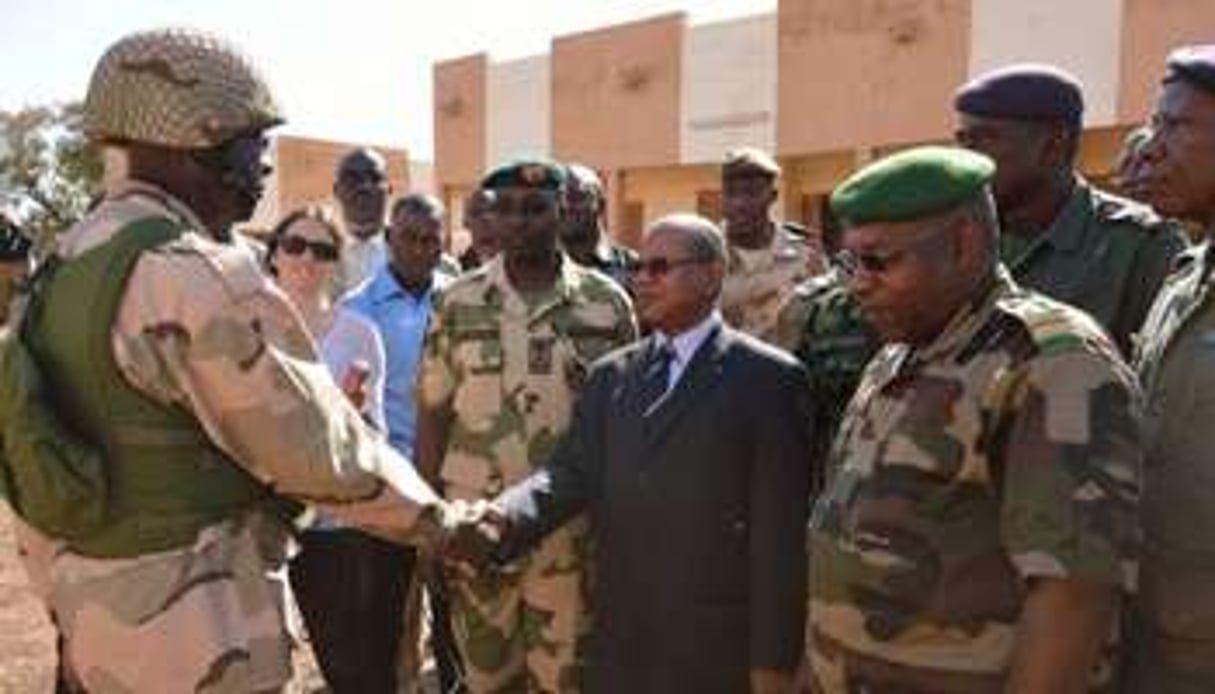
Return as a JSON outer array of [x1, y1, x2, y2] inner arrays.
[[954, 64, 1084, 129], [480, 159, 567, 192], [0, 216, 32, 262], [1165, 45, 1215, 95]]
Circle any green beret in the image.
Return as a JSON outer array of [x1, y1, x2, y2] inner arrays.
[[830, 146, 995, 226], [480, 159, 567, 192]]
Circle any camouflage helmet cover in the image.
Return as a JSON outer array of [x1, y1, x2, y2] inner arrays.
[[83, 27, 284, 149]]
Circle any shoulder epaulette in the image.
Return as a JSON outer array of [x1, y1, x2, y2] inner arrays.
[[997, 292, 1105, 356]]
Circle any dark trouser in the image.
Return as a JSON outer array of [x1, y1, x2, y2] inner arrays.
[[428, 575, 467, 693], [289, 529, 415, 694]]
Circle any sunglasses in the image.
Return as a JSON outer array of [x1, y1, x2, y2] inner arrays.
[[627, 256, 711, 278], [834, 219, 959, 281], [279, 235, 339, 262]]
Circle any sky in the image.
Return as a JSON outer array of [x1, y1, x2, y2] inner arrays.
[[2, 0, 775, 159]]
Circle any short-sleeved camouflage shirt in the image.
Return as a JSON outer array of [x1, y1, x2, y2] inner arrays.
[[722, 223, 824, 343], [418, 254, 637, 499], [807, 269, 1141, 692]]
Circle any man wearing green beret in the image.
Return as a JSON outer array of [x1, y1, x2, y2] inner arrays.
[[415, 159, 637, 691], [805, 146, 1141, 693], [954, 64, 1187, 356]]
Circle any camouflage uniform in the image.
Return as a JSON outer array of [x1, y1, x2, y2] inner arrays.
[[5, 29, 447, 694], [774, 269, 877, 487], [1132, 242, 1215, 690], [721, 223, 823, 343], [418, 254, 636, 692], [1000, 180, 1187, 355], [807, 269, 1141, 693]]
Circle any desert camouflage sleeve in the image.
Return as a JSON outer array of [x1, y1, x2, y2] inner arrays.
[[111, 239, 444, 544]]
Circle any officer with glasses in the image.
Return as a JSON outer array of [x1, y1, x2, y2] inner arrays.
[[805, 146, 1140, 693]]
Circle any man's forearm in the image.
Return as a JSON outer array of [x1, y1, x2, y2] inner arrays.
[[1007, 577, 1118, 694]]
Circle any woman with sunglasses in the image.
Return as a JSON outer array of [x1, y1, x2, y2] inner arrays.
[[265, 205, 394, 691]]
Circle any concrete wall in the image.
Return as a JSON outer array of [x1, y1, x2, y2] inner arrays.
[[777, 0, 971, 155], [434, 54, 487, 188], [487, 55, 551, 167], [969, 0, 1123, 126], [552, 13, 684, 169], [681, 14, 777, 164], [1119, 0, 1215, 122], [247, 135, 410, 232]]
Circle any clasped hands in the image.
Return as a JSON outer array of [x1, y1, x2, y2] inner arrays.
[[438, 499, 509, 578]]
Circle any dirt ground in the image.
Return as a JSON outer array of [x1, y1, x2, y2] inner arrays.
[[0, 508, 327, 693], [0, 509, 450, 693], [0, 509, 56, 692]]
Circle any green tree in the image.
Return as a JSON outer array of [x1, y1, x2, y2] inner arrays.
[[0, 102, 103, 243]]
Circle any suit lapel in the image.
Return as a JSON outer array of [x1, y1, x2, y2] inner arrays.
[[642, 326, 728, 450]]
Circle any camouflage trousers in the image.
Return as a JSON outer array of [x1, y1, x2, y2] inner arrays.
[[450, 518, 590, 693], [36, 512, 295, 694]]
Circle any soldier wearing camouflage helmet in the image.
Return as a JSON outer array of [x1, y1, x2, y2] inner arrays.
[[415, 160, 637, 691], [805, 147, 1141, 692], [2, 27, 455, 693]]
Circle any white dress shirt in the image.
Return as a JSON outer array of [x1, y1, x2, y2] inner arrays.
[[654, 310, 722, 393]]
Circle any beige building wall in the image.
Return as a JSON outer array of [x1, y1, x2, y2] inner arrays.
[[246, 135, 409, 233], [681, 14, 777, 164], [777, 0, 971, 155], [968, 0, 1123, 126], [434, 54, 488, 188], [487, 55, 552, 168], [1119, 0, 1215, 122], [552, 13, 684, 169]]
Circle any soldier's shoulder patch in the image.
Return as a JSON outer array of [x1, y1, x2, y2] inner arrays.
[[998, 292, 1110, 356]]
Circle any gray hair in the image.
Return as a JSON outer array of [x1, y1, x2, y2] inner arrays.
[[646, 213, 725, 262]]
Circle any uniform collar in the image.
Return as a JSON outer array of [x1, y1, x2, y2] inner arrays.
[[1033, 177, 1092, 254], [481, 252, 583, 320], [908, 266, 1017, 368], [106, 178, 211, 236]]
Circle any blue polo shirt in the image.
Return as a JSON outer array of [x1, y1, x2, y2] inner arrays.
[[342, 264, 450, 456]]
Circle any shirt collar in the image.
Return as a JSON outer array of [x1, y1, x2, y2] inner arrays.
[[366, 263, 440, 305], [106, 178, 211, 236], [908, 266, 1017, 368], [1032, 177, 1092, 254], [481, 252, 582, 317], [656, 310, 722, 368]]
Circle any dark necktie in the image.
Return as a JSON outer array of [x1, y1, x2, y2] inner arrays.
[[640, 340, 675, 416]]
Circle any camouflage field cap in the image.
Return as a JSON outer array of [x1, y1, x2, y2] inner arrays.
[[83, 27, 284, 149], [831, 146, 995, 227]]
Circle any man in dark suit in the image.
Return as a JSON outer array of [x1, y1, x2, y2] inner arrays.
[[450, 213, 813, 693]]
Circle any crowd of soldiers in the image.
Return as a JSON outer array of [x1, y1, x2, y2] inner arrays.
[[4, 23, 1215, 694]]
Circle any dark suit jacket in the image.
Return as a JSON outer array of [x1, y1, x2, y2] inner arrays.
[[495, 324, 813, 694]]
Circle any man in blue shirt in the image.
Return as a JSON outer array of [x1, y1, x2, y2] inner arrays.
[[343, 192, 460, 691], [346, 193, 451, 453]]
